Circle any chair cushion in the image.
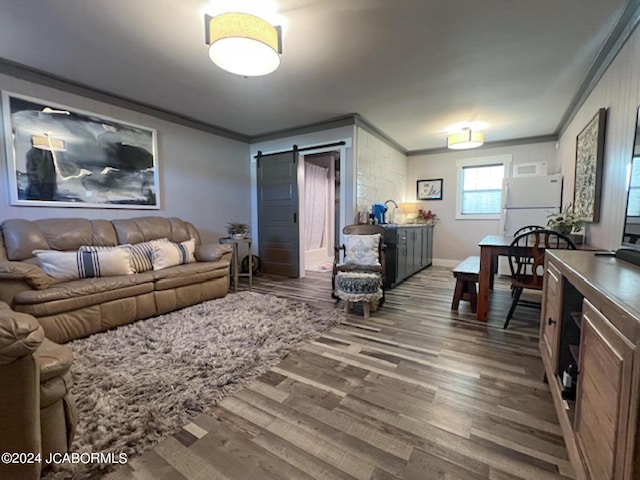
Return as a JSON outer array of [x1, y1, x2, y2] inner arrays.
[[344, 234, 380, 266], [335, 272, 383, 302], [335, 272, 382, 294]]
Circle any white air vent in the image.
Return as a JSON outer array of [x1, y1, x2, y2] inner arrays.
[[513, 162, 547, 177]]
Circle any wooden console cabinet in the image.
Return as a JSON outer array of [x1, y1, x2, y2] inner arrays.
[[540, 250, 640, 480], [383, 225, 433, 288]]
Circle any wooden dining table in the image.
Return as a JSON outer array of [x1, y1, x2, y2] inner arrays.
[[477, 234, 517, 322], [477, 234, 595, 321]]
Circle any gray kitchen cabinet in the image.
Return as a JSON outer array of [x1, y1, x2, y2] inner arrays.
[[383, 225, 433, 288]]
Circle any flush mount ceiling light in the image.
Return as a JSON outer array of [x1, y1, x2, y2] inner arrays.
[[446, 128, 484, 150], [205, 12, 282, 76]]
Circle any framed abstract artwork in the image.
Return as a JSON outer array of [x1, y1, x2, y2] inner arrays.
[[2, 91, 159, 208], [573, 108, 606, 222], [417, 178, 443, 200]]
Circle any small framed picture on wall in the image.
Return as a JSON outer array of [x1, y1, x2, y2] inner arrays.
[[417, 178, 443, 200]]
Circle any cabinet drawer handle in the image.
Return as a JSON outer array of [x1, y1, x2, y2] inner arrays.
[[548, 318, 557, 325]]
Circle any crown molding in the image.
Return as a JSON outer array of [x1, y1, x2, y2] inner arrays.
[[249, 113, 409, 155], [557, 0, 640, 135], [351, 114, 408, 155], [0, 58, 250, 143], [248, 114, 358, 143]]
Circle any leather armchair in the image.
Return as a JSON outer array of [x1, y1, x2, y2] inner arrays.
[[0, 302, 76, 479]]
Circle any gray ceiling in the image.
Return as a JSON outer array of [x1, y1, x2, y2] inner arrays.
[[0, 0, 632, 151]]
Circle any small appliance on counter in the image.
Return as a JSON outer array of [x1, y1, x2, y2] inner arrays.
[[371, 203, 387, 224]]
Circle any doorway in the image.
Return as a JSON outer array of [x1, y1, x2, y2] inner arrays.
[[255, 140, 348, 279], [300, 151, 340, 274]]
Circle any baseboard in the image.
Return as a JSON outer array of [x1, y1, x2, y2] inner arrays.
[[432, 258, 459, 268]]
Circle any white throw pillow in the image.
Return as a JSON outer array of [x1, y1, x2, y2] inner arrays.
[[343, 234, 381, 266], [80, 238, 169, 273], [34, 247, 135, 281], [152, 238, 196, 270]]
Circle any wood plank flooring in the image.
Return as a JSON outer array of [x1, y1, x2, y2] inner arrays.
[[105, 267, 574, 480]]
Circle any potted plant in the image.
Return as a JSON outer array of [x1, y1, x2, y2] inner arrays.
[[415, 208, 439, 225], [226, 221, 251, 239], [547, 204, 584, 235]]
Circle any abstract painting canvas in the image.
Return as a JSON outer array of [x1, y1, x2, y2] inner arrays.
[[573, 108, 606, 223], [2, 92, 159, 208]]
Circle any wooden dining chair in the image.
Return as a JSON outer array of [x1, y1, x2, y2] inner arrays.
[[504, 229, 576, 329], [509, 225, 545, 296], [513, 225, 545, 236]]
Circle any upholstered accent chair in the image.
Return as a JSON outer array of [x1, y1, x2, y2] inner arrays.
[[0, 302, 76, 480], [332, 225, 386, 318]]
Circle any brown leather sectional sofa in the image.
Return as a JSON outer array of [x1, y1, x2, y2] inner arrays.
[[0, 216, 232, 343]]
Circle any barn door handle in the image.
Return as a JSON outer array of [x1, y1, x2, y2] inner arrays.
[[293, 212, 297, 223], [548, 318, 557, 325]]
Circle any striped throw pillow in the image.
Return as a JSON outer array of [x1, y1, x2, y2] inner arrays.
[[152, 238, 196, 270], [80, 238, 169, 273], [33, 247, 134, 281]]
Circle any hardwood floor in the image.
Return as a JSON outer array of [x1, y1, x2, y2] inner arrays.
[[105, 267, 574, 480]]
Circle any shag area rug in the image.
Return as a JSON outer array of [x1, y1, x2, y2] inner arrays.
[[45, 291, 344, 479]]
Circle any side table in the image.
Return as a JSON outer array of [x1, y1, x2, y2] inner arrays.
[[219, 237, 253, 292]]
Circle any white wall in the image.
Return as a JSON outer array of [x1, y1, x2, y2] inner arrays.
[[407, 142, 558, 265], [557, 25, 640, 250], [355, 127, 407, 222], [0, 74, 250, 243]]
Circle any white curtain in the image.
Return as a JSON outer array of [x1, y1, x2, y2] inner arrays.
[[304, 163, 328, 250]]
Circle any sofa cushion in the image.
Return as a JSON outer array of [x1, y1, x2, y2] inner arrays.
[[0, 261, 51, 289], [153, 260, 229, 291], [14, 274, 155, 317], [34, 247, 135, 281], [196, 243, 233, 262], [1, 219, 50, 261], [14, 272, 155, 305], [112, 217, 201, 245], [34, 338, 73, 383], [0, 302, 44, 364], [34, 218, 94, 252], [40, 371, 73, 408], [152, 239, 196, 270], [112, 217, 172, 245], [89, 219, 119, 247]]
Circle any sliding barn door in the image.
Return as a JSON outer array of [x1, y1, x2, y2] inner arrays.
[[257, 150, 300, 277]]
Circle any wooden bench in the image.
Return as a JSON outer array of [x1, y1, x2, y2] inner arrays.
[[451, 256, 480, 313]]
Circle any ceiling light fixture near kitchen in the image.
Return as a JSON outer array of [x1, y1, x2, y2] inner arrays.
[[446, 128, 484, 150], [205, 12, 282, 76]]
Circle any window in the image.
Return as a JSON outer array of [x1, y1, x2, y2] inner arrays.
[[455, 155, 512, 219], [628, 156, 640, 217]]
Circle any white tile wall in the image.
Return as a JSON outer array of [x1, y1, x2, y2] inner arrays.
[[356, 127, 407, 221]]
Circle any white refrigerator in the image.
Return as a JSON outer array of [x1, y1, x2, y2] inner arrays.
[[499, 174, 563, 236], [498, 174, 563, 275]]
